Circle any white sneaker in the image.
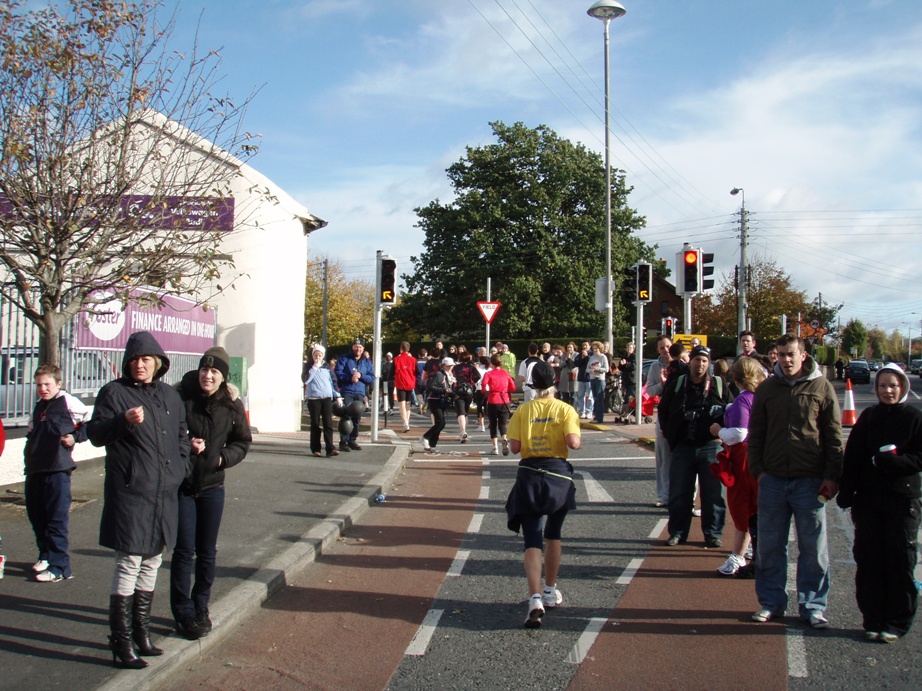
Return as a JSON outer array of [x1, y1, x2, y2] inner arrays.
[[502, 439, 510, 456], [33, 559, 50, 573], [36, 570, 70, 583], [542, 587, 563, 608], [752, 608, 776, 622], [420, 435, 430, 450], [460, 432, 467, 444], [491, 446, 499, 455], [717, 554, 746, 576], [692, 508, 702, 517], [479, 425, 485, 432], [524, 595, 545, 628], [403, 421, 410, 432], [808, 612, 829, 629]]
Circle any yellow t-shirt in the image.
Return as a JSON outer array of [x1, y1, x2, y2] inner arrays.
[[508, 397, 581, 459]]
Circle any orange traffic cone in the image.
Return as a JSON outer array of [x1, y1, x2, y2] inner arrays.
[[842, 379, 857, 427]]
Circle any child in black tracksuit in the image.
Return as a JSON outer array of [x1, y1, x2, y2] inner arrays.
[[838, 363, 922, 642], [24, 364, 89, 582]]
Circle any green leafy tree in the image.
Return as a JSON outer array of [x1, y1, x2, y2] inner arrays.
[[303, 256, 374, 351], [386, 121, 652, 342], [807, 295, 843, 344], [866, 327, 889, 361], [0, 0, 259, 363], [694, 254, 810, 340], [841, 318, 869, 358]]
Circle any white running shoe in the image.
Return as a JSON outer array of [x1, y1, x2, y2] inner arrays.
[[717, 554, 746, 576], [502, 439, 510, 456], [420, 435, 430, 450], [460, 432, 468, 443], [524, 595, 545, 628], [542, 587, 563, 608], [33, 559, 50, 573]]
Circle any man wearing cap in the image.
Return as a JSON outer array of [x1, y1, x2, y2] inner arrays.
[[498, 343, 516, 377], [747, 333, 842, 628], [420, 357, 456, 452], [506, 360, 581, 628], [658, 345, 732, 547], [334, 339, 375, 452]]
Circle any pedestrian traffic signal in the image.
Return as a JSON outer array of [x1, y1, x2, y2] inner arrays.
[[701, 252, 715, 291], [662, 317, 675, 338], [636, 262, 652, 303], [378, 256, 397, 305]]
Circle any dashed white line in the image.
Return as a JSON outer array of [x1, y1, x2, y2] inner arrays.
[[482, 470, 491, 480], [578, 470, 614, 503], [467, 513, 484, 534], [787, 627, 808, 677], [479, 486, 490, 500], [447, 550, 471, 577], [617, 558, 644, 585], [648, 518, 668, 540], [565, 617, 607, 664], [405, 608, 444, 656]]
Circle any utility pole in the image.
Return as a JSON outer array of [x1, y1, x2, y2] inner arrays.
[[321, 258, 329, 349], [731, 188, 748, 339]]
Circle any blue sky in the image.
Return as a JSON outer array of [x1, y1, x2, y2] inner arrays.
[[166, 0, 922, 335]]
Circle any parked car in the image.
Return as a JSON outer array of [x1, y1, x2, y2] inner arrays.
[[867, 359, 881, 372], [911, 359, 922, 375], [845, 360, 872, 384]]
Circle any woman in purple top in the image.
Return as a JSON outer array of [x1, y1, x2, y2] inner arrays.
[[710, 357, 766, 577]]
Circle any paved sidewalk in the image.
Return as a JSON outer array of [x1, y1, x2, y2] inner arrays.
[[0, 430, 408, 691]]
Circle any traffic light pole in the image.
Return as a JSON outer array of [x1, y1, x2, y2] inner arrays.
[[634, 301, 643, 426], [683, 296, 692, 335], [370, 250, 383, 442]]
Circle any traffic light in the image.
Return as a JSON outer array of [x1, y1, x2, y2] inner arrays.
[[378, 256, 397, 305], [636, 262, 652, 303], [622, 265, 638, 297], [681, 248, 700, 295], [701, 252, 715, 291], [662, 317, 675, 338]]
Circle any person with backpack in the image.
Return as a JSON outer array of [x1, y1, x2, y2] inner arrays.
[[517, 343, 543, 403], [420, 357, 456, 452], [658, 345, 732, 548], [452, 352, 481, 443]]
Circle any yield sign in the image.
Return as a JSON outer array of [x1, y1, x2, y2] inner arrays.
[[477, 301, 501, 324]]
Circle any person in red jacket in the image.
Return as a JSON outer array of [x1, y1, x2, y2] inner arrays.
[[392, 342, 418, 432], [481, 354, 516, 456]]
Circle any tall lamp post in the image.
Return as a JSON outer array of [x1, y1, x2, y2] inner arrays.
[[731, 187, 748, 340], [587, 0, 626, 346]]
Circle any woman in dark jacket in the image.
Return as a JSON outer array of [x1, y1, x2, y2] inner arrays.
[[838, 363, 922, 643], [87, 331, 191, 670], [170, 346, 251, 640]]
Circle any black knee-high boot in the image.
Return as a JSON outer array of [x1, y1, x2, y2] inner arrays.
[[132, 590, 164, 656], [109, 594, 148, 669]]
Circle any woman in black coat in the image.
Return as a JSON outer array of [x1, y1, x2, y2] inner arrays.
[[87, 331, 191, 669], [170, 346, 251, 640]]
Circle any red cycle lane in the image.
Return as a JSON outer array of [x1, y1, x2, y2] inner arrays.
[[171, 457, 481, 690], [569, 521, 789, 691]]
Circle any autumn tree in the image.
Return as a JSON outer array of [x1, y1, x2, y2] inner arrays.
[[303, 256, 374, 352], [0, 0, 260, 363], [694, 253, 810, 340], [386, 121, 653, 342]]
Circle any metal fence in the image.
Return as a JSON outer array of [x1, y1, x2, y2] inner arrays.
[[1, 300, 204, 427]]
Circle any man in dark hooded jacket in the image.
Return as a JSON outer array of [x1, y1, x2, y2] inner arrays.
[[87, 330, 190, 669]]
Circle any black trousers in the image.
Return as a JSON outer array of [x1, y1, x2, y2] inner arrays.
[[424, 402, 446, 447], [307, 398, 335, 453], [852, 498, 921, 635]]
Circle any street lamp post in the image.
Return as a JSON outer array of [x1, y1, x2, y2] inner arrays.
[[587, 0, 626, 348], [731, 187, 747, 342]]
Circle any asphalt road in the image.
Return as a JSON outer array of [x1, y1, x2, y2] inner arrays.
[[168, 387, 922, 690]]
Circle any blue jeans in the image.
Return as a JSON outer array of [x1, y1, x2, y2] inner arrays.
[[590, 379, 606, 422], [577, 381, 593, 416], [755, 474, 829, 617], [667, 442, 725, 541], [170, 486, 225, 620], [25, 471, 72, 578]]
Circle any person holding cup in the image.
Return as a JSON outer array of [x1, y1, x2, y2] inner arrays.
[[838, 363, 922, 643]]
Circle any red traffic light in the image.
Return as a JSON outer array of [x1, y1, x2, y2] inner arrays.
[[684, 250, 698, 264]]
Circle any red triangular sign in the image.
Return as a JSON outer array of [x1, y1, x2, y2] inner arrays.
[[477, 301, 501, 324]]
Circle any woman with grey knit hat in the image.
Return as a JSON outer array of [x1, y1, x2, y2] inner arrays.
[[170, 346, 252, 640]]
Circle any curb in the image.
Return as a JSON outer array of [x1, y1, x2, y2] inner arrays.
[[98, 443, 410, 691]]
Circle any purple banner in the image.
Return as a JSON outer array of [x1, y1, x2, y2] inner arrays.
[[76, 290, 216, 355], [0, 194, 234, 231]]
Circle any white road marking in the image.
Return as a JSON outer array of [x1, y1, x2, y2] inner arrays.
[[479, 485, 490, 500], [467, 513, 484, 534], [565, 617, 607, 664], [410, 456, 651, 464], [578, 471, 614, 503], [649, 518, 668, 540], [482, 470, 491, 480], [787, 627, 808, 678], [447, 550, 471, 577], [617, 558, 645, 585], [405, 608, 444, 656]]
